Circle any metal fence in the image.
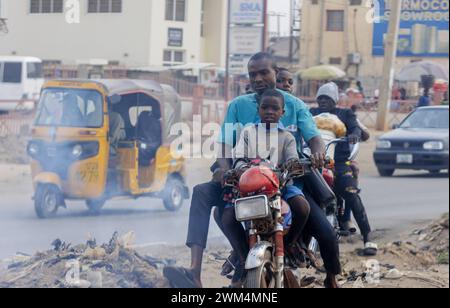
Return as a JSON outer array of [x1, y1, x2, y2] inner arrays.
[[0, 113, 34, 138]]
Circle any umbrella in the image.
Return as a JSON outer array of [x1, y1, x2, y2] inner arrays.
[[396, 61, 449, 82], [298, 65, 346, 81]]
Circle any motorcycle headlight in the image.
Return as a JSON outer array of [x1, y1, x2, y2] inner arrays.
[[423, 141, 444, 151], [377, 140, 392, 149], [235, 196, 270, 222], [72, 144, 83, 158], [28, 142, 40, 157]]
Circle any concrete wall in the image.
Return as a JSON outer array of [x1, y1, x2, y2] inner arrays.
[[201, 0, 227, 67]]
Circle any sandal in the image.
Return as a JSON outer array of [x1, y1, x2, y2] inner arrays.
[[363, 242, 378, 256]]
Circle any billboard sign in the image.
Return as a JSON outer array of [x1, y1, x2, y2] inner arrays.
[[373, 0, 449, 57], [230, 0, 265, 24], [168, 28, 183, 47], [229, 26, 264, 54], [228, 55, 252, 75]]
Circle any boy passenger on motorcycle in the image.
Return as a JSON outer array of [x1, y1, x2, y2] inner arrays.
[[222, 89, 311, 287], [164, 53, 341, 289]]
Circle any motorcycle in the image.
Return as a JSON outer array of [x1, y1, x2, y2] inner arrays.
[[223, 157, 329, 288]]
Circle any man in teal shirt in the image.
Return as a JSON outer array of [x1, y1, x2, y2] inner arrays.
[[164, 53, 341, 289]]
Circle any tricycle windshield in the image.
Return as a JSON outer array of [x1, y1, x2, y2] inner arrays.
[[35, 88, 104, 128]]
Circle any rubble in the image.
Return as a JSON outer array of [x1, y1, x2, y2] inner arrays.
[[0, 232, 170, 288], [0, 136, 29, 164]]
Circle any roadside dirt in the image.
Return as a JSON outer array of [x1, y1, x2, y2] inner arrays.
[[0, 214, 447, 288]]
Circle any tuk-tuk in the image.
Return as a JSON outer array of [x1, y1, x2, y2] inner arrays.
[[28, 79, 189, 218]]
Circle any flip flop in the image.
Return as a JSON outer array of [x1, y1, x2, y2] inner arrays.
[[163, 267, 201, 289], [363, 242, 378, 256]]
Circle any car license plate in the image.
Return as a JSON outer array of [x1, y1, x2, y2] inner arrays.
[[397, 154, 413, 164]]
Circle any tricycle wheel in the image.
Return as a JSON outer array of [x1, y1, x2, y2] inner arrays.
[[34, 184, 62, 219], [163, 178, 185, 212], [86, 199, 106, 214]]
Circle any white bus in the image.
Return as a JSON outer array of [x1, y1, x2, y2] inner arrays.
[[0, 56, 44, 113]]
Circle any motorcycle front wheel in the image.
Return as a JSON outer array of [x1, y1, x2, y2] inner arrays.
[[245, 250, 276, 288]]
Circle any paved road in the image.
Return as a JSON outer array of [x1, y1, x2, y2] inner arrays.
[[0, 162, 448, 259]]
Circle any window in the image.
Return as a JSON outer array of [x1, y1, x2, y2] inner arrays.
[[166, 0, 186, 21], [350, 0, 362, 5], [53, 0, 63, 12], [29, 0, 63, 14], [111, 0, 121, 12], [174, 51, 184, 62], [27, 62, 43, 79], [42, 0, 51, 13], [326, 10, 344, 31], [200, 0, 205, 37], [35, 89, 104, 128], [88, 0, 122, 13], [163, 50, 185, 65], [99, 0, 109, 13], [1, 62, 22, 83], [329, 57, 342, 65], [163, 50, 172, 62]]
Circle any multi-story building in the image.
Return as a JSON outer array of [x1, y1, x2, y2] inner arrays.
[[300, 0, 449, 89], [0, 0, 228, 67]]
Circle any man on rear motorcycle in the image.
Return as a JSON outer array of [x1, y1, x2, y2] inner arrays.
[[310, 83, 378, 256], [164, 53, 341, 289], [221, 89, 311, 287]]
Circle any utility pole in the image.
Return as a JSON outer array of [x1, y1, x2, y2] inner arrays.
[[376, 0, 402, 131], [289, 0, 301, 64]]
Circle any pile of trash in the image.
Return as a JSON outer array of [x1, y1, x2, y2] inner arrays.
[[0, 232, 171, 288], [411, 213, 449, 265]]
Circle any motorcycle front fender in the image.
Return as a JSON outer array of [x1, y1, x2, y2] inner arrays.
[[245, 241, 272, 270]]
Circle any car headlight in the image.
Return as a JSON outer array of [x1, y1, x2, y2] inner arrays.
[[235, 196, 270, 222], [28, 143, 40, 157], [377, 140, 392, 149], [72, 144, 83, 158], [423, 141, 444, 151]]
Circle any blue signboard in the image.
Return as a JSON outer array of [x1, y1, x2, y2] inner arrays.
[[373, 0, 449, 57]]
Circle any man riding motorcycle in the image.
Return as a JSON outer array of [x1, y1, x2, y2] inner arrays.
[[221, 89, 311, 288], [310, 83, 378, 256], [164, 53, 341, 289]]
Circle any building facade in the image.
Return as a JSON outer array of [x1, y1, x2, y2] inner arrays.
[[300, 0, 449, 89], [0, 0, 228, 67]]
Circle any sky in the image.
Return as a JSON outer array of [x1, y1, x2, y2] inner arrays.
[[267, 0, 291, 36]]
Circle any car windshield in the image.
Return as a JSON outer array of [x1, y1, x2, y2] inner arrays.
[[400, 109, 449, 129], [35, 88, 103, 128]]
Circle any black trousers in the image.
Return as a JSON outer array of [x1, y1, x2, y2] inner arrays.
[[304, 193, 342, 275], [335, 163, 372, 240], [186, 181, 225, 249]]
